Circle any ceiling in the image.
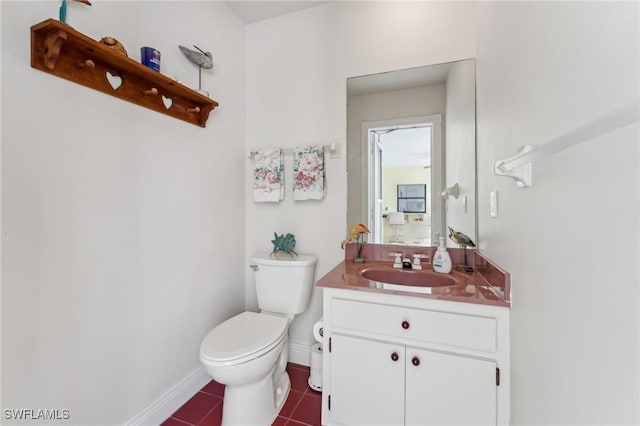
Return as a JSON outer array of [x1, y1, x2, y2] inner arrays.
[[347, 62, 452, 96], [225, 1, 329, 24]]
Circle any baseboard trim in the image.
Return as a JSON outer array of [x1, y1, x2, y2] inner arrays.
[[289, 340, 311, 367], [124, 366, 210, 426], [126, 343, 313, 424]]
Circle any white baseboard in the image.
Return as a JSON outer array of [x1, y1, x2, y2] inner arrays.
[[288, 340, 311, 367], [126, 343, 313, 425], [124, 366, 211, 426]]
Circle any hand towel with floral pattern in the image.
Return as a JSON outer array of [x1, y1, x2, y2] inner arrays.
[[253, 148, 284, 203], [293, 145, 325, 200]]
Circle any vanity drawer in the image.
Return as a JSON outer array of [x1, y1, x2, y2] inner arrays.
[[330, 298, 497, 353]]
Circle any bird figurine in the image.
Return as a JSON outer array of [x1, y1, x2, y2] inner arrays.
[[341, 223, 370, 263], [59, 0, 91, 24], [448, 226, 476, 248], [179, 45, 213, 92], [179, 45, 214, 69], [448, 226, 475, 272]]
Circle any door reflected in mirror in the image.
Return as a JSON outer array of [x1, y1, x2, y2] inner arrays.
[[346, 59, 477, 247]]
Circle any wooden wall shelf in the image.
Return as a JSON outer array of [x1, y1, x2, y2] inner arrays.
[[30, 19, 218, 127]]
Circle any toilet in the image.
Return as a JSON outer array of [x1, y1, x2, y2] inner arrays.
[[199, 253, 317, 426]]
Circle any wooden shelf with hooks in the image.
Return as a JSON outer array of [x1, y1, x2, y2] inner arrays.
[[30, 19, 218, 127]]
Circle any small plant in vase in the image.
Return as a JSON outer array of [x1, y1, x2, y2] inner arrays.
[[341, 223, 370, 263]]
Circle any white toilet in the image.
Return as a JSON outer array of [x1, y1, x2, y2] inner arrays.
[[199, 253, 317, 426]]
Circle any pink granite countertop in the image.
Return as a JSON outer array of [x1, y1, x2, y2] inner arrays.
[[317, 244, 510, 307]]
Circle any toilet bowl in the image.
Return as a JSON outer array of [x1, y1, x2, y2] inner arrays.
[[200, 311, 290, 425], [199, 253, 317, 426]]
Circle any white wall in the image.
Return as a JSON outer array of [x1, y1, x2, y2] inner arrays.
[[245, 1, 477, 362], [1, 2, 245, 424], [246, 1, 639, 424], [476, 2, 639, 424]]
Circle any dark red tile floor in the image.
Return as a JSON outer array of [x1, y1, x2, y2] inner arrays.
[[162, 363, 321, 426]]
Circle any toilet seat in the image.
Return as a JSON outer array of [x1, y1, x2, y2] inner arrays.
[[200, 311, 288, 367]]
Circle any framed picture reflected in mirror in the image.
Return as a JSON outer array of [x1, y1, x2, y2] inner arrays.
[[397, 184, 426, 213]]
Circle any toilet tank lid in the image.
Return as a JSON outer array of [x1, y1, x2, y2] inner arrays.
[[251, 253, 317, 267]]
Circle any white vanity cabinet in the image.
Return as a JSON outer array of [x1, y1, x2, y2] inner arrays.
[[329, 334, 405, 425], [321, 288, 510, 426]]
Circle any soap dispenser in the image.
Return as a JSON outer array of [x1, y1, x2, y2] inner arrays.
[[432, 236, 452, 274]]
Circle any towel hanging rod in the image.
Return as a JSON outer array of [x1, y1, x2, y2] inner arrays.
[[248, 141, 341, 159], [494, 100, 639, 187]]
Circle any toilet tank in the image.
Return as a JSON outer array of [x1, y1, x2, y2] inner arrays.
[[251, 253, 317, 315]]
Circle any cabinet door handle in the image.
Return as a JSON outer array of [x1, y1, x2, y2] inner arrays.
[[401, 320, 410, 330], [411, 356, 420, 366], [391, 352, 399, 362]]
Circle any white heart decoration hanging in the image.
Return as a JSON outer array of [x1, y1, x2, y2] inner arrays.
[[105, 71, 122, 90]]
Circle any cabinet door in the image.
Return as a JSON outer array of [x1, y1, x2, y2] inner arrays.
[[405, 347, 497, 426], [329, 334, 405, 426]]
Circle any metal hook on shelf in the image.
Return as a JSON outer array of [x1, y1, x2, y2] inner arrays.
[[78, 59, 95, 69]]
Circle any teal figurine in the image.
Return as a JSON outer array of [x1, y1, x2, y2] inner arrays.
[[59, 0, 67, 22], [59, 0, 92, 24], [270, 233, 298, 258]]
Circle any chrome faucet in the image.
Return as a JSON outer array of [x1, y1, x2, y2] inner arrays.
[[388, 252, 403, 269], [411, 253, 429, 270]]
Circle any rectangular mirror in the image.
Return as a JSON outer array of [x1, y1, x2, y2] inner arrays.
[[347, 59, 477, 247]]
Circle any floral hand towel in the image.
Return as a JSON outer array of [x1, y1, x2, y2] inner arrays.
[[253, 148, 284, 203], [293, 145, 325, 200]]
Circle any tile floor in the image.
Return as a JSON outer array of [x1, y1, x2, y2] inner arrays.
[[162, 363, 321, 426]]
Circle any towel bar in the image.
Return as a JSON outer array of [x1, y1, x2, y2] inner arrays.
[[494, 100, 639, 187], [248, 141, 341, 159]]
